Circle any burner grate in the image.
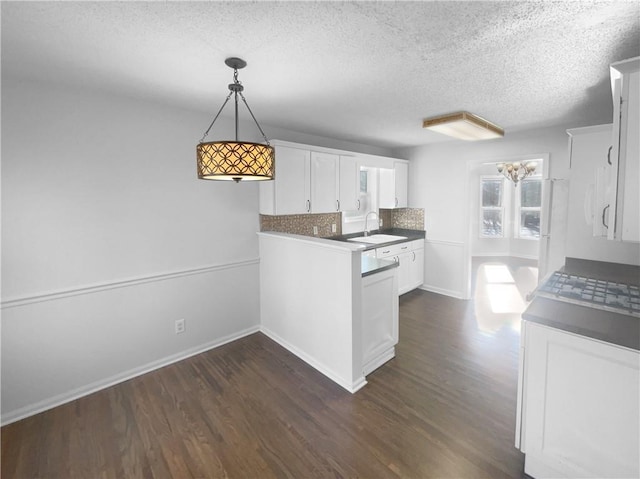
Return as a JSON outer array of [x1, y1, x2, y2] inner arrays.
[[537, 272, 640, 317]]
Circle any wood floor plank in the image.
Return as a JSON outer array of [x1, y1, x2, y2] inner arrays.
[[2, 288, 528, 478]]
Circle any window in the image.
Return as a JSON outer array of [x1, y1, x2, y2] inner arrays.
[[480, 176, 504, 237], [516, 177, 542, 238]]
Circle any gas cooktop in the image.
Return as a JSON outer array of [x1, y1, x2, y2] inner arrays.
[[536, 271, 640, 318]]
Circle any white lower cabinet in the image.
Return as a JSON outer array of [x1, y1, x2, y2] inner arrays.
[[375, 239, 424, 295], [362, 266, 398, 376], [409, 243, 424, 290], [518, 321, 639, 479]]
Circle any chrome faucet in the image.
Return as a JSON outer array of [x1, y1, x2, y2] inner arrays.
[[364, 211, 379, 236]]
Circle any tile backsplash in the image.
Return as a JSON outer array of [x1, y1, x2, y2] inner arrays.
[[260, 208, 424, 238], [260, 213, 342, 238], [380, 208, 425, 230]]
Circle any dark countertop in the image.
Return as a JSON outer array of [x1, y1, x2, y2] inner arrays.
[[524, 258, 640, 351], [523, 297, 639, 351], [332, 228, 426, 251], [563, 257, 640, 286], [361, 256, 399, 277]]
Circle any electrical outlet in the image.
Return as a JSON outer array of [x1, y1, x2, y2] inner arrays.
[[331, 223, 337, 233], [379, 218, 383, 227], [313, 225, 318, 235], [175, 318, 185, 334]]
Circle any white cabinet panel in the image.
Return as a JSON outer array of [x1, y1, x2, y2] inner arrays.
[[521, 322, 639, 479], [362, 267, 398, 375], [260, 146, 310, 215], [608, 57, 639, 242], [409, 244, 424, 291], [379, 162, 409, 209], [310, 151, 339, 213], [379, 167, 396, 208], [376, 239, 423, 295], [395, 161, 408, 208], [339, 156, 360, 212]]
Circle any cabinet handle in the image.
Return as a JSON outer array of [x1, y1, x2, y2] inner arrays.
[[602, 204, 609, 229], [401, 246, 408, 250], [607, 146, 612, 165], [412, 251, 416, 261], [382, 250, 390, 254], [336, 200, 340, 211], [394, 256, 399, 263], [357, 199, 361, 210], [306, 200, 311, 212]]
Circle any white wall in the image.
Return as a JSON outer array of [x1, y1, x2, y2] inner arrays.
[[0, 79, 264, 423], [396, 125, 572, 299], [0, 79, 392, 425]]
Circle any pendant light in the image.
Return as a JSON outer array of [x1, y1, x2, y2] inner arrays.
[[196, 57, 275, 182]]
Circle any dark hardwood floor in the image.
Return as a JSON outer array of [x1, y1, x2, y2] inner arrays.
[[2, 288, 528, 478]]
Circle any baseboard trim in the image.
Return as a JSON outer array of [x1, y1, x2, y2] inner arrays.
[[1, 325, 261, 426], [363, 347, 395, 376], [472, 253, 539, 261], [419, 284, 465, 299], [260, 326, 367, 394], [1, 258, 260, 309]]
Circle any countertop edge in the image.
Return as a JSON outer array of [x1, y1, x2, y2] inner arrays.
[[523, 297, 639, 351]]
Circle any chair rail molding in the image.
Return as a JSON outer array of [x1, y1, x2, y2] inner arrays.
[[1, 258, 260, 309]]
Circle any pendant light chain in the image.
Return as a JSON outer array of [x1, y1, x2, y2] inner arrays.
[[239, 91, 271, 146], [199, 64, 269, 144], [199, 90, 233, 143]]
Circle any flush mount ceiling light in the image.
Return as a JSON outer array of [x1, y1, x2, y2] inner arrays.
[[497, 161, 537, 186], [422, 111, 504, 141], [196, 57, 275, 183]]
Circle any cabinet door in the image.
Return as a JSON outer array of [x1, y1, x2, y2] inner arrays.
[[409, 246, 424, 291], [522, 322, 639, 479], [619, 69, 639, 242], [397, 251, 412, 294], [274, 146, 310, 215], [378, 168, 396, 208], [362, 267, 399, 375], [609, 58, 640, 242], [394, 161, 409, 208], [339, 156, 359, 211], [310, 151, 339, 213]]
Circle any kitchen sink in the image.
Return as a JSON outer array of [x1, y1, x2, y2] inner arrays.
[[347, 234, 408, 244]]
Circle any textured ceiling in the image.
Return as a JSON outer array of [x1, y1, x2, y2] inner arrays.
[[2, 1, 639, 148]]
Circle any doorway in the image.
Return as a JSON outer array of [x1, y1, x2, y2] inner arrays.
[[463, 154, 550, 301]]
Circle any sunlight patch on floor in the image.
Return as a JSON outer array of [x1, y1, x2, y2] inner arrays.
[[473, 261, 538, 335], [483, 264, 515, 284]]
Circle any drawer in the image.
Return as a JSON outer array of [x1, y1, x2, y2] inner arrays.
[[376, 241, 412, 258]]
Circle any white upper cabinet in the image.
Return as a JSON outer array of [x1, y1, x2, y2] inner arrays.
[[339, 156, 360, 212], [379, 161, 409, 208], [566, 125, 613, 238], [260, 145, 310, 215], [378, 168, 396, 208], [608, 57, 639, 242], [310, 151, 339, 213], [394, 161, 409, 208], [260, 140, 409, 215]]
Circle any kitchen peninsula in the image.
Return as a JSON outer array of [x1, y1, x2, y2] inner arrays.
[[258, 231, 405, 392]]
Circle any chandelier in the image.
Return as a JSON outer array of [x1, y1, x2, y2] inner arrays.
[[496, 162, 537, 186], [196, 57, 275, 183]]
